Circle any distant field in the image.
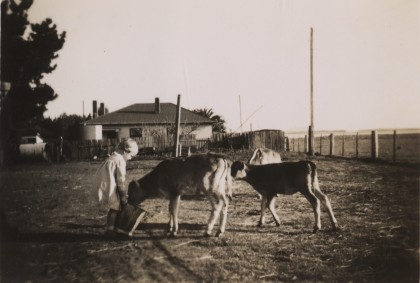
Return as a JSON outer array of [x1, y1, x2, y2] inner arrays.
[[1, 151, 419, 282]]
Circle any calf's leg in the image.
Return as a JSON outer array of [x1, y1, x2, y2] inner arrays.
[[313, 187, 338, 230], [216, 194, 229, 237], [205, 194, 224, 236], [301, 189, 321, 233], [258, 195, 268, 226], [167, 195, 181, 236], [267, 195, 281, 226]]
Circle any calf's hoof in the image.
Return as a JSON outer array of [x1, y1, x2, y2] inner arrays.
[[215, 230, 224, 238], [167, 231, 177, 237], [312, 226, 320, 233], [204, 231, 212, 237]]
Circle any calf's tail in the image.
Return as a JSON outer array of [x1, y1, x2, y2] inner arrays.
[[224, 159, 233, 200]]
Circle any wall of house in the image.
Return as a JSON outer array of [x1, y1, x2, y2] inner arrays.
[[189, 125, 212, 139], [81, 125, 103, 140]]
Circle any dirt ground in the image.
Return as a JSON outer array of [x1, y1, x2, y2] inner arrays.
[[0, 150, 419, 282]]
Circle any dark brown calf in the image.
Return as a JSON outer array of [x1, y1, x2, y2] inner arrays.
[[231, 160, 338, 232], [248, 148, 282, 199]]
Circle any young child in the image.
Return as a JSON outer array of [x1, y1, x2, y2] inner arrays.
[[95, 138, 138, 234]]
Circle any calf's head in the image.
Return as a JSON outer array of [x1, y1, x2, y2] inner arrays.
[[128, 180, 148, 206], [231, 161, 247, 179], [248, 149, 263, 165]]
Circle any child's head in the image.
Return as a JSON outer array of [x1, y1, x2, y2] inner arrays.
[[117, 138, 139, 161]]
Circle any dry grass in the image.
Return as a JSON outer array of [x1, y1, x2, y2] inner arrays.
[[0, 151, 418, 282]]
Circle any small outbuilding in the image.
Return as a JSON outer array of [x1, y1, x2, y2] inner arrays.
[[223, 129, 285, 151], [249, 129, 286, 150]]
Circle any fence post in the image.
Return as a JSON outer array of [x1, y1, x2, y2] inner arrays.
[[319, 134, 322, 155], [342, 133, 345, 156], [371, 130, 378, 159], [308, 125, 314, 156], [393, 130, 397, 162], [329, 133, 334, 156], [356, 132, 359, 158], [304, 135, 308, 153]]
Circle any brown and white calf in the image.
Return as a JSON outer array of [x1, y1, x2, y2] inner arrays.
[[248, 148, 282, 165], [128, 153, 232, 237], [231, 160, 338, 232]]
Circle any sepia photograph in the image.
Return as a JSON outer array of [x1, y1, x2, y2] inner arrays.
[[1, 0, 419, 282]]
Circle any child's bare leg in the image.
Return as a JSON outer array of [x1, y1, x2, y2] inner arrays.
[[106, 209, 119, 231]]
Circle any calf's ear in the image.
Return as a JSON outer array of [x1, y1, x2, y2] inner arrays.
[[257, 149, 262, 159]]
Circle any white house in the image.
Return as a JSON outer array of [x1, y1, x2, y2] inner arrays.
[[82, 98, 215, 141]]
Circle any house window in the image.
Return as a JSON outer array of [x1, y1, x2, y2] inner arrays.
[[130, 128, 143, 138], [103, 130, 117, 139]]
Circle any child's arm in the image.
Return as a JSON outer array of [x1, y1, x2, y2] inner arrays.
[[116, 159, 128, 205]]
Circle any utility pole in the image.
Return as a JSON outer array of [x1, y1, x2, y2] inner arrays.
[[309, 27, 315, 156], [239, 95, 243, 134], [173, 94, 181, 157]]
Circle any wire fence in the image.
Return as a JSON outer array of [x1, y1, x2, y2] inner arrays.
[[288, 131, 420, 164]]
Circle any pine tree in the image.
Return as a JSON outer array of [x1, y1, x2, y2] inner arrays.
[[1, 0, 66, 164]]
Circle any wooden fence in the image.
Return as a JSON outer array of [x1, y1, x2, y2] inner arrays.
[[288, 130, 420, 164], [43, 129, 419, 164], [212, 130, 285, 151], [46, 131, 286, 161], [47, 135, 211, 161]]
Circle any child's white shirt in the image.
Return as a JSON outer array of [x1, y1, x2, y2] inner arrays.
[[96, 152, 126, 209]]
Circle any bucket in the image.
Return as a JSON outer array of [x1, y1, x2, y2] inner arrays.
[[115, 204, 146, 236]]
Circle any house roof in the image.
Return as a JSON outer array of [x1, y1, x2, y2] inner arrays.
[[84, 103, 215, 125]]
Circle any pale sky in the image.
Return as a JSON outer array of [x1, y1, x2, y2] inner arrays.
[[28, 0, 420, 133]]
